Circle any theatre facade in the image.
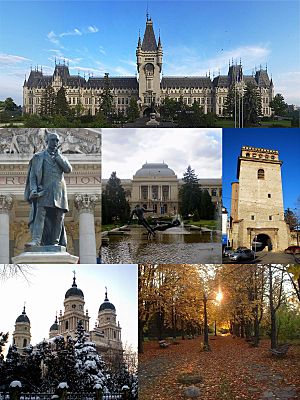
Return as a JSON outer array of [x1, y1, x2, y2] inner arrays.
[[0, 128, 101, 264]]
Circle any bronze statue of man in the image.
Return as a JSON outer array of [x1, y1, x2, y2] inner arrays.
[[24, 131, 72, 247]]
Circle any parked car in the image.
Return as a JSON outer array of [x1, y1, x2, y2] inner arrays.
[[223, 246, 234, 257], [284, 246, 300, 255], [229, 248, 255, 262]]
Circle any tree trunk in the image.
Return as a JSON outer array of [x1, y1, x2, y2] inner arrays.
[[253, 305, 260, 347], [138, 320, 145, 354], [269, 266, 277, 349], [203, 295, 210, 351]]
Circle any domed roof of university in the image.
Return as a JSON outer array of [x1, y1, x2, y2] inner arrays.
[[99, 289, 116, 312], [16, 306, 30, 324], [65, 274, 84, 299], [50, 316, 59, 331], [134, 162, 176, 177]]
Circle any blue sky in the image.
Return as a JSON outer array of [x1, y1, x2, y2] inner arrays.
[[0, 0, 299, 105], [0, 264, 138, 355], [222, 128, 300, 215]]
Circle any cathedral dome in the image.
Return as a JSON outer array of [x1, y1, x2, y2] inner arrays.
[[16, 306, 30, 323], [99, 289, 116, 312], [134, 162, 176, 177], [50, 316, 59, 332], [65, 275, 84, 298]]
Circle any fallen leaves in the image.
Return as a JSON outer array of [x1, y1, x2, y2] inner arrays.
[[139, 336, 300, 400]]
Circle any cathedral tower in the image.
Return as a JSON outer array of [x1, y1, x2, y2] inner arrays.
[[229, 146, 290, 251], [136, 16, 162, 112], [90, 288, 122, 361], [58, 272, 90, 339], [12, 306, 31, 353]]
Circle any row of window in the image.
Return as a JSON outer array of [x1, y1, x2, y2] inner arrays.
[[251, 214, 274, 221], [245, 153, 276, 161]]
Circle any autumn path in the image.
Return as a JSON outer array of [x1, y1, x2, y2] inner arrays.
[[139, 336, 300, 400]]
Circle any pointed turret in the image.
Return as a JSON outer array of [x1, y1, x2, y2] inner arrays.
[[142, 19, 157, 52]]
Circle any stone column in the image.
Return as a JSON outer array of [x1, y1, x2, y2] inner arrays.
[[0, 194, 13, 264], [74, 194, 99, 264]]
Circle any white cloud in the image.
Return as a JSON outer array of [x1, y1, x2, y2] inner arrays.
[[165, 44, 270, 76], [275, 71, 300, 105], [60, 28, 82, 37], [113, 66, 134, 76], [102, 128, 222, 179], [99, 46, 106, 55], [47, 30, 62, 47], [0, 53, 31, 65], [88, 25, 99, 33]]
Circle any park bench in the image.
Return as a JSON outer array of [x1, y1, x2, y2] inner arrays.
[[159, 340, 170, 348], [270, 344, 290, 357]]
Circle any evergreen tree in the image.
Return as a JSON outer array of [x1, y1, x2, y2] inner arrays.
[[99, 73, 115, 120], [160, 97, 178, 121], [74, 321, 107, 391], [200, 189, 215, 219], [40, 85, 56, 116], [126, 97, 140, 122], [37, 339, 57, 391], [243, 83, 262, 126], [269, 93, 288, 116], [179, 166, 202, 217], [55, 86, 70, 116], [223, 85, 235, 117], [103, 172, 130, 224], [4, 97, 18, 111], [4, 345, 22, 385], [0, 332, 9, 383], [22, 344, 43, 391]]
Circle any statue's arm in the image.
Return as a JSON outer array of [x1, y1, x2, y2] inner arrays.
[[29, 157, 38, 193], [55, 153, 72, 173]]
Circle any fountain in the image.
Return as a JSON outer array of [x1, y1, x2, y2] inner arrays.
[[101, 215, 222, 264]]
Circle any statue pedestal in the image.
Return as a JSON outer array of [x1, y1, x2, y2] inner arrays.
[[12, 245, 79, 264], [146, 112, 160, 126]]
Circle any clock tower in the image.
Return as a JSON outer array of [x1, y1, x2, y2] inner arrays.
[[136, 16, 163, 113], [58, 272, 90, 339]]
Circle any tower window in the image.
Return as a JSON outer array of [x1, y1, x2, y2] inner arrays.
[[268, 194, 271, 198], [23, 339, 27, 347], [65, 321, 68, 329], [269, 215, 273, 220], [251, 215, 255, 220], [257, 169, 265, 179], [246, 153, 250, 157]]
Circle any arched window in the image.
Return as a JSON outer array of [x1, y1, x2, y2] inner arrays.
[[23, 338, 27, 347], [246, 153, 250, 157], [258, 169, 265, 179]]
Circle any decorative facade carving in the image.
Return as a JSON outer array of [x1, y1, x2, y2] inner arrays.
[[74, 193, 99, 213], [0, 194, 13, 213], [0, 128, 101, 155]]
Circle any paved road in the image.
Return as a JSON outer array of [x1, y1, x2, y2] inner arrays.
[[223, 251, 299, 264]]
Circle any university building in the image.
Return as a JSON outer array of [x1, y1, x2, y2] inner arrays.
[[103, 162, 222, 216], [229, 146, 291, 251], [0, 128, 101, 264], [23, 17, 274, 117]]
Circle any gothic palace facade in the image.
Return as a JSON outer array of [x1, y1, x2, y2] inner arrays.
[[23, 18, 274, 117]]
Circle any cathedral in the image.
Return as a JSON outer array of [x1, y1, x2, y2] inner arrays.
[[23, 17, 274, 117], [12, 274, 123, 363]]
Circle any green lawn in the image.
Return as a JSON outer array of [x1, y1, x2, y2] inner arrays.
[[184, 219, 219, 229], [102, 223, 125, 232]]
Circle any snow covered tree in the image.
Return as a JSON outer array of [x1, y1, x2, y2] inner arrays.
[[22, 344, 43, 391], [4, 345, 23, 385], [74, 321, 107, 391], [0, 332, 9, 383]]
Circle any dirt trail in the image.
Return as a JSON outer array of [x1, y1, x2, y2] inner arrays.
[[139, 336, 300, 400]]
